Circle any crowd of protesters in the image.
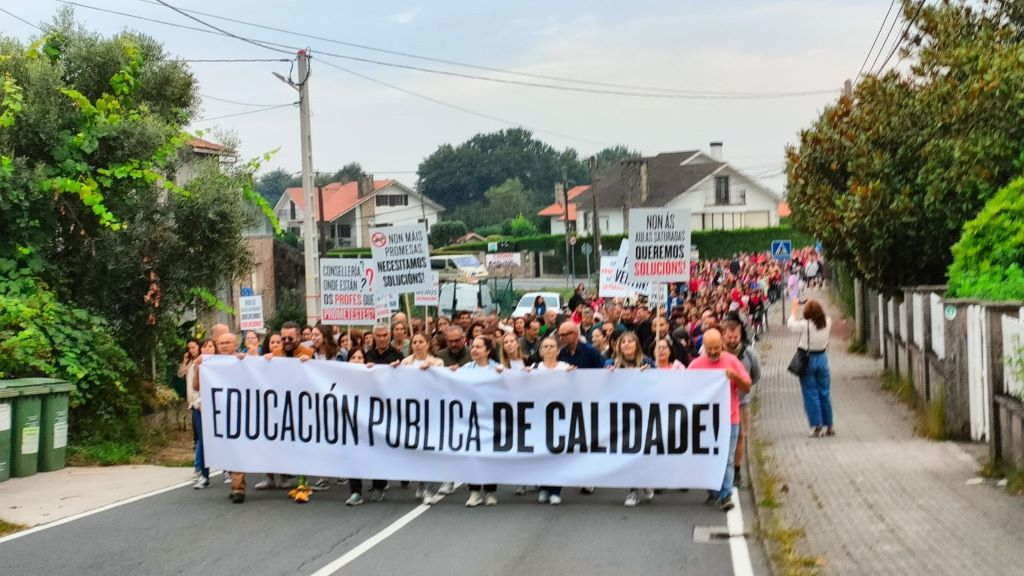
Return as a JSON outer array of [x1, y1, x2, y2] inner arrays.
[[178, 249, 829, 512]]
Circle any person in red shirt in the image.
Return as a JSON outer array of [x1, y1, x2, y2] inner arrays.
[[687, 328, 751, 511]]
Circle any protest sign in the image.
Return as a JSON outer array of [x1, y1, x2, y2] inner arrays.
[[320, 258, 376, 326], [627, 208, 691, 282], [369, 224, 431, 293], [238, 295, 264, 332], [599, 241, 649, 298], [200, 357, 731, 489], [414, 272, 440, 307], [485, 253, 522, 268]]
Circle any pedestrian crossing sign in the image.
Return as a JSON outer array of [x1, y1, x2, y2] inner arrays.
[[771, 240, 792, 261]]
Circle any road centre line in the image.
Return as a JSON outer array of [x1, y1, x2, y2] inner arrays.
[[727, 492, 755, 576]]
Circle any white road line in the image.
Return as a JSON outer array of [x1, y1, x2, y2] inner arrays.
[[0, 471, 223, 546], [727, 492, 755, 576], [308, 483, 462, 576]]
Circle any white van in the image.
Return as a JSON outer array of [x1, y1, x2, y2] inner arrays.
[[430, 254, 488, 284]]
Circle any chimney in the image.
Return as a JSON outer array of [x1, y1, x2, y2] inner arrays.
[[358, 175, 373, 197], [554, 182, 565, 204], [709, 141, 723, 162]]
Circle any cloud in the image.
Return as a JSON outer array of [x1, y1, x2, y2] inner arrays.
[[391, 9, 418, 25]]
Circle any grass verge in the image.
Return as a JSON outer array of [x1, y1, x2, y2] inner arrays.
[[979, 461, 1024, 496], [748, 396, 825, 575], [880, 371, 945, 440], [0, 519, 28, 537], [68, 428, 194, 468]]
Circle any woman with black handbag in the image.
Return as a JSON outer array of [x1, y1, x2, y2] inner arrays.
[[787, 299, 834, 438]]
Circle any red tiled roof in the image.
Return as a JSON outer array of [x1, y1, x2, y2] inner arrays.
[[536, 185, 589, 221], [285, 180, 393, 222], [565, 185, 590, 200], [778, 201, 791, 217], [188, 137, 228, 153]]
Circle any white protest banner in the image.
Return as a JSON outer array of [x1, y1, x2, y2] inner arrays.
[[414, 272, 440, 307], [238, 295, 264, 332], [320, 258, 377, 326], [628, 208, 691, 282], [485, 252, 522, 268], [369, 224, 431, 294], [374, 292, 399, 322], [599, 241, 649, 298], [200, 357, 730, 489]]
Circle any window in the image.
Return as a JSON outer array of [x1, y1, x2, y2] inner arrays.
[[715, 176, 730, 205], [375, 194, 408, 207], [289, 201, 296, 220], [431, 258, 446, 270], [337, 224, 351, 238]]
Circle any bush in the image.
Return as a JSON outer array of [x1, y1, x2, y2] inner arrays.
[[503, 215, 538, 237], [429, 220, 467, 248], [0, 268, 139, 441], [948, 177, 1024, 301]]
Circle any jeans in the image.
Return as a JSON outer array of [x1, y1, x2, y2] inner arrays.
[[350, 479, 387, 495], [191, 409, 209, 480], [468, 484, 497, 493], [717, 424, 740, 502], [799, 352, 833, 428]]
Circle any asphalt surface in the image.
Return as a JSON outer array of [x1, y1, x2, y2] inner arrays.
[[1, 477, 759, 576]]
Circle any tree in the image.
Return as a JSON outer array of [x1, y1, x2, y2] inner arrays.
[[256, 168, 298, 205], [502, 214, 538, 237], [326, 161, 367, 184], [429, 220, 468, 247], [947, 177, 1024, 301], [0, 12, 267, 439], [785, 0, 1024, 289], [591, 145, 641, 171]]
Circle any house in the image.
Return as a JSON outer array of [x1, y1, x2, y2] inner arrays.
[[273, 178, 445, 249], [452, 232, 487, 245], [537, 185, 590, 235], [570, 143, 783, 235]]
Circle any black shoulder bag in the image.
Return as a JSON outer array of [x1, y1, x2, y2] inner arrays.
[[787, 322, 810, 377]]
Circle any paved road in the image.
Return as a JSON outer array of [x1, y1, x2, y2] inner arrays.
[[1, 479, 760, 575]]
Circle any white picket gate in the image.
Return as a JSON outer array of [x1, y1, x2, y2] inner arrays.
[[966, 305, 991, 441]]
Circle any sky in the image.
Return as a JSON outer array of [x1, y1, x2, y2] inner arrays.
[[1, 1, 890, 193]]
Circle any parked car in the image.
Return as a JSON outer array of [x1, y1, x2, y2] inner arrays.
[[430, 254, 488, 284], [512, 292, 562, 318]]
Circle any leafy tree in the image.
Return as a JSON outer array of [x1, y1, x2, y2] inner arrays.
[[947, 177, 1024, 301], [326, 161, 367, 184], [429, 220, 468, 247], [591, 145, 641, 171], [786, 0, 1024, 289], [256, 167, 298, 205], [502, 214, 538, 237]]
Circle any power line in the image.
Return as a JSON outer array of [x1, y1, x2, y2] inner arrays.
[[200, 94, 294, 107], [0, 7, 44, 31], [66, 0, 836, 101], [867, 2, 906, 76], [152, 0, 293, 56], [315, 59, 610, 148], [194, 102, 297, 123], [857, 0, 898, 78], [875, 0, 928, 76], [175, 58, 291, 63], [132, 0, 837, 99]]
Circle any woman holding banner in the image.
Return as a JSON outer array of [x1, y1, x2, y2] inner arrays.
[[612, 332, 656, 507], [500, 332, 527, 370], [458, 336, 504, 507], [532, 335, 573, 506], [399, 332, 446, 504], [344, 349, 388, 506]]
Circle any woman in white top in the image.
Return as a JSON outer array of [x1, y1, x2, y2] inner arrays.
[[653, 337, 685, 370], [531, 335, 573, 505], [457, 336, 503, 507], [788, 298, 834, 438], [400, 332, 444, 369]]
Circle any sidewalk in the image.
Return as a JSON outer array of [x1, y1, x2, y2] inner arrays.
[[753, 289, 1024, 575], [0, 465, 195, 528]]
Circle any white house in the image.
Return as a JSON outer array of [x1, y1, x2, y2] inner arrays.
[[537, 184, 589, 235], [571, 143, 783, 235], [273, 178, 445, 249]]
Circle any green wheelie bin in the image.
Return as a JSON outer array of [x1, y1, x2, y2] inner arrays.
[[0, 385, 17, 482], [10, 382, 50, 478], [39, 381, 74, 472]]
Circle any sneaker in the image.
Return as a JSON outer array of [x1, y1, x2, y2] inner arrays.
[[345, 493, 364, 506], [642, 488, 655, 502], [230, 492, 245, 504], [312, 478, 331, 491], [254, 478, 275, 490], [223, 474, 233, 484], [484, 493, 498, 506], [579, 486, 596, 495], [549, 494, 562, 506], [369, 490, 385, 502], [421, 491, 434, 505], [537, 489, 550, 504], [809, 428, 822, 438], [427, 492, 444, 505], [437, 482, 455, 495], [624, 491, 640, 507], [415, 485, 425, 499], [514, 485, 527, 495], [719, 497, 735, 512], [465, 491, 484, 507], [825, 428, 836, 437], [192, 477, 209, 490]]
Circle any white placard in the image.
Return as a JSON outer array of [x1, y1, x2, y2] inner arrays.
[[369, 224, 431, 294], [627, 208, 691, 282], [414, 272, 440, 307], [320, 258, 377, 326], [485, 253, 522, 268], [200, 357, 731, 489], [238, 296, 264, 332], [0, 403, 10, 432], [599, 242, 650, 298]]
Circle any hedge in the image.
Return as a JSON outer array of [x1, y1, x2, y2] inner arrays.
[[435, 226, 814, 260], [947, 177, 1024, 301]]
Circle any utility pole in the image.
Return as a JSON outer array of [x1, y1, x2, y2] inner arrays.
[[588, 156, 601, 278], [562, 167, 574, 287], [316, 174, 327, 256]]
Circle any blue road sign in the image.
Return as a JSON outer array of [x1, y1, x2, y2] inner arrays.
[[771, 240, 793, 261], [240, 287, 255, 297]]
